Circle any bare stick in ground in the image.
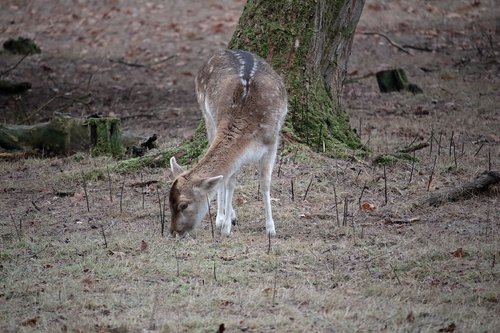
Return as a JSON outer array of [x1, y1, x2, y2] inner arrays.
[[213, 261, 217, 282], [453, 143, 458, 169], [81, 173, 90, 212], [408, 152, 416, 184], [389, 263, 402, 286], [342, 197, 348, 226], [267, 232, 272, 255], [488, 149, 491, 171], [31, 201, 41, 212], [120, 175, 125, 214], [358, 181, 367, 208], [290, 179, 295, 201], [100, 224, 108, 248], [140, 171, 145, 209], [206, 195, 214, 239], [156, 187, 164, 235], [354, 169, 362, 183], [449, 130, 454, 156], [303, 176, 314, 201], [162, 192, 167, 237], [358, 118, 362, 140], [383, 165, 388, 205], [106, 167, 113, 202], [333, 183, 340, 227], [437, 133, 442, 156], [427, 155, 438, 191], [474, 143, 485, 157], [425, 171, 500, 206]]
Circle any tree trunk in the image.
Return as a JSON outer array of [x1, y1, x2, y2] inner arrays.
[[228, 0, 365, 156], [119, 0, 366, 171]]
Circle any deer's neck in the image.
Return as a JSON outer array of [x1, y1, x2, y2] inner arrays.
[[188, 125, 256, 179]]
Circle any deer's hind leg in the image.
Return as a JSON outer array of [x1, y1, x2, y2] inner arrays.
[[258, 146, 278, 236]]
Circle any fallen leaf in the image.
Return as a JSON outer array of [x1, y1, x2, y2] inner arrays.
[[451, 248, 466, 258], [21, 317, 39, 327], [438, 323, 456, 332], [361, 202, 376, 211]]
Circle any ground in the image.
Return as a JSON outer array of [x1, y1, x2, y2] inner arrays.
[[0, 0, 499, 332]]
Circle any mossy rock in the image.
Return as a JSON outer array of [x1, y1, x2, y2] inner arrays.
[[3, 37, 41, 55]]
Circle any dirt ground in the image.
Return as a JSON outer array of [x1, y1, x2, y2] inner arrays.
[[1, 0, 499, 332]]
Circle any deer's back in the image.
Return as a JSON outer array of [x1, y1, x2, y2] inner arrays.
[[196, 50, 287, 142]]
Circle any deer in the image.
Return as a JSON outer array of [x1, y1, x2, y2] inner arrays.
[[169, 49, 288, 237]]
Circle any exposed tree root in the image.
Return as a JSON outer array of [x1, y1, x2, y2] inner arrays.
[[426, 171, 500, 206]]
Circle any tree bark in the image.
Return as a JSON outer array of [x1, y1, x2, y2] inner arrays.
[[228, 0, 365, 156]]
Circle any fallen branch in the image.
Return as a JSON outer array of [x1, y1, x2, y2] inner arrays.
[[402, 44, 434, 52], [383, 217, 421, 225], [373, 142, 427, 165], [426, 171, 500, 206], [109, 55, 176, 68], [361, 32, 411, 55], [0, 54, 29, 77], [397, 142, 429, 154]]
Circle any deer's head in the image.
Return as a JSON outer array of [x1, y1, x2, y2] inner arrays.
[[169, 157, 222, 236]]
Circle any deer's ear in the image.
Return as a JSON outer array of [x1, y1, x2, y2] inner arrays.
[[195, 175, 223, 193], [170, 157, 185, 177]]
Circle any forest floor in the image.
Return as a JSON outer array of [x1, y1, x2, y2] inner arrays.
[[1, 0, 499, 332]]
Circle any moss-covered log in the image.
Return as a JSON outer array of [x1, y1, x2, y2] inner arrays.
[[0, 114, 124, 157]]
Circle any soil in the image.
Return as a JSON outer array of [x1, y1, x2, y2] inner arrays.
[[0, 1, 499, 332]]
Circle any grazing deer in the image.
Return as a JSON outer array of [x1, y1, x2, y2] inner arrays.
[[169, 49, 288, 236]]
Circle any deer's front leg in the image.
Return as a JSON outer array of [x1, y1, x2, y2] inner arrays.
[[221, 175, 236, 235], [215, 185, 225, 228]]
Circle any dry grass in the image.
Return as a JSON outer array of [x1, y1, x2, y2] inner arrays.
[[1, 140, 498, 332], [1, 0, 499, 331]]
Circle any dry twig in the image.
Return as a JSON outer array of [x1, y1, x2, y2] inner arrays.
[[361, 32, 411, 54]]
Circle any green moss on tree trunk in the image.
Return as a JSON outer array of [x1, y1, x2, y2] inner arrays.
[[226, 0, 365, 157]]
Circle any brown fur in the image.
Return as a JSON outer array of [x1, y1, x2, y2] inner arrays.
[[169, 50, 287, 236]]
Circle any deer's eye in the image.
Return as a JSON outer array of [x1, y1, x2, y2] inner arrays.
[[178, 202, 189, 211]]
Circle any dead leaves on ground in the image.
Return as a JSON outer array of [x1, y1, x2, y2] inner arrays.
[[20, 316, 39, 327], [450, 247, 468, 258], [361, 201, 376, 211]]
